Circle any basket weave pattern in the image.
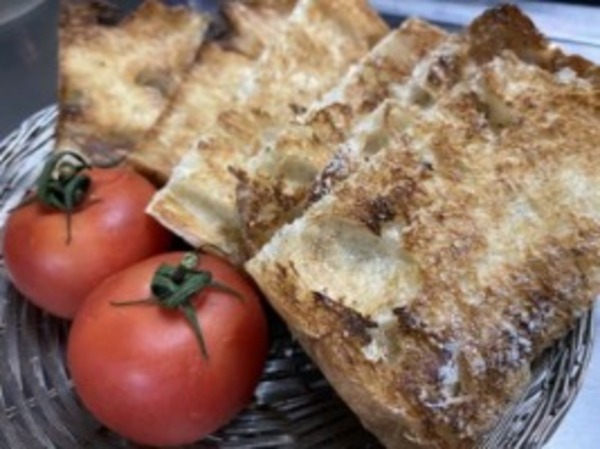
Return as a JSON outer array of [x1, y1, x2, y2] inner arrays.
[[0, 106, 594, 448]]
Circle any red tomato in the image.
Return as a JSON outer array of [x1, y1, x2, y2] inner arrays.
[[67, 252, 269, 447], [3, 167, 172, 318]]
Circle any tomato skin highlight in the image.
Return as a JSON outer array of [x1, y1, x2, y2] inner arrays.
[[67, 252, 269, 447], [3, 168, 172, 319]]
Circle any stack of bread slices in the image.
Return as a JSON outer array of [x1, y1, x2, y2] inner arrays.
[[57, 1, 600, 447]]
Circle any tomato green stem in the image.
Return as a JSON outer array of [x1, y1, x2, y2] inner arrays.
[[112, 252, 244, 359], [180, 304, 209, 359], [35, 151, 92, 244]]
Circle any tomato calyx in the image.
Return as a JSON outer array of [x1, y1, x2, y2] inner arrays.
[[112, 252, 244, 359], [35, 151, 92, 244]]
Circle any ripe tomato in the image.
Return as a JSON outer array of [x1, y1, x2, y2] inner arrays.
[[67, 251, 269, 447], [3, 165, 172, 319]]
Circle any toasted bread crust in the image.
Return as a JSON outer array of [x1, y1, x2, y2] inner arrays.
[[247, 44, 600, 448], [224, 0, 297, 58], [129, 43, 255, 183], [129, 1, 298, 183], [467, 4, 600, 82], [235, 19, 447, 255], [149, 0, 389, 261], [235, 4, 600, 260], [57, 0, 207, 165]]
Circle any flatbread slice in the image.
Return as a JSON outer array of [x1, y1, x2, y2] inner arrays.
[[129, 0, 297, 183], [235, 4, 600, 257], [57, 0, 208, 165], [148, 0, 388, 261], [247, 52, 600, 448], [235, 18, 447, 255]]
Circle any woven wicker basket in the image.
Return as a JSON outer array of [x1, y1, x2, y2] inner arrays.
[[0, 106, 595, 449]]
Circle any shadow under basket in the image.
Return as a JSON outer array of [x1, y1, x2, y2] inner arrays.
[[0, 106, 595, 449]]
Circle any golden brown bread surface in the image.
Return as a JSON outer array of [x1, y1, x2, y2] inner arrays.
[[235, 19, 448, 256], [56, 0, 208, 165], [234, 4, 600, 258], [224, 0, 298, 59], [148, 0, 389, 261], [128, 43, 255, 183], [129, 1, 296, 183], [247, 52, 600, 447]]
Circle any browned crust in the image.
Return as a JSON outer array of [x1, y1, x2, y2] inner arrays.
[[255, 260, 481, 448], [467, 4, 600, 83], [236, 4, 600, 263], [236, 19, 447, 256], [56, 0, 207, 165], [129, 43, 254, 184], [247, 47, 600, 447], [59, 0, 121, 29], [128, 1, 300, 184], [148, 0, 390, 261], [223, 0, 297, 58]]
